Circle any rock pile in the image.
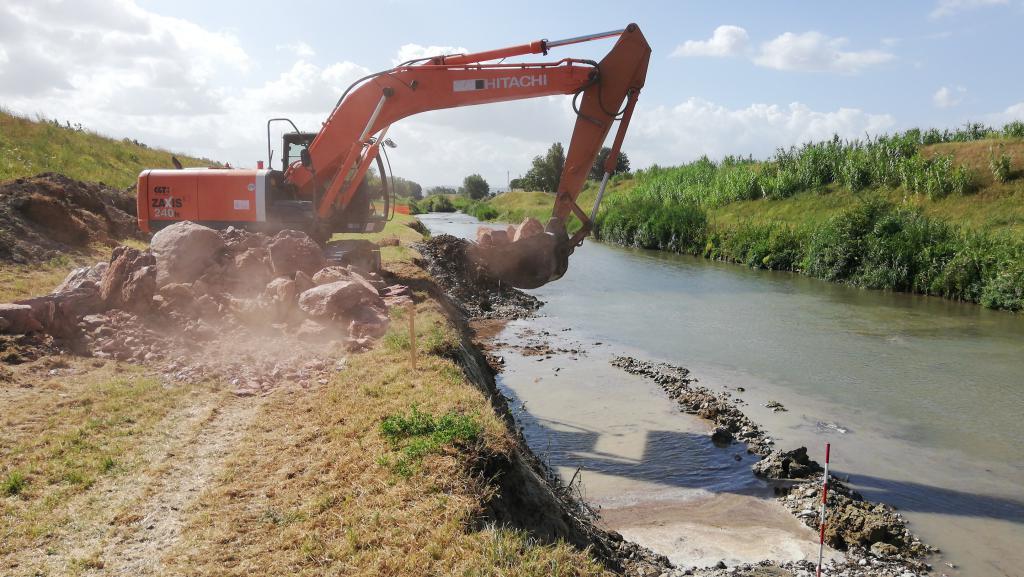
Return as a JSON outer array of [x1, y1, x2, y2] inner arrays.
[[611, 356, 776, 456], [474, 216, 545, 248], [612, 355, 936, 574], [778, 476, 935, 561], [752, 447, 823, 479], [0, 222, 409, 390]]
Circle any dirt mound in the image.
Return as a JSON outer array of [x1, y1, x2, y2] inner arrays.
[[0, 173, 143, 263], [0, 222, 410, 393], [415, 234, 541, 319]]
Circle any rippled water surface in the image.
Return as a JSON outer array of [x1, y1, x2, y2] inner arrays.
[[420, 213, 1024, 576]]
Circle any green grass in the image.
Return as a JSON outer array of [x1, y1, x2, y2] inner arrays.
[[379, 405, 483, 477], [0, 109, 219, 188], [2, 470, 27, 496]]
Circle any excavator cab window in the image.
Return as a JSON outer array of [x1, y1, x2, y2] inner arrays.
[[281, 132, 316, 172]]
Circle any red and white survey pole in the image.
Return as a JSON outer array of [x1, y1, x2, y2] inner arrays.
[[816, 443, 831, 577]]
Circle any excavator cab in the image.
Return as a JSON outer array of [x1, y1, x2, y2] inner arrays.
[[276, 125, 392, 235], [281, 132, 315, 173]]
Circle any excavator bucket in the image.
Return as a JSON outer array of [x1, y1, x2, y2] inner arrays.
[[469, 219, 573, 289]]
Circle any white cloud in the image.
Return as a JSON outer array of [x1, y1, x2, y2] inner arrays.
[[987, 101, 1024, 125], [392, 44, 469, 66], [930, 0, 1008, 19], [754, 31, 894, 74], [0, 0, 248, 105], [276, 41, 315, 58], [0, 1, 901, 190], [671, 25, 749, 58], [629, 99, 895, 169], [933, 85, 966, 108]]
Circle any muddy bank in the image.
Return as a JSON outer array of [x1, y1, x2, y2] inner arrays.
[[417, 249, 674, 577], [613, 356, 937, 577]]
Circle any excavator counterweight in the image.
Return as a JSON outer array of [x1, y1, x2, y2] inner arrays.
[[137, 25, 650, 288]]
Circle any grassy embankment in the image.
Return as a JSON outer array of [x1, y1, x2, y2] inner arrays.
[[0, 110, 219, 301], [467, 125, 1024, 310], [1, 217, 609, 575], [0, 109, 218, 188]]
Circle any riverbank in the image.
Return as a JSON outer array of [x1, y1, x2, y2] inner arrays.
[[459, 129, 1024, 311], [419, 211, 1023, 577], [610, 356, 935, 576], [0, 214, 678, 576]]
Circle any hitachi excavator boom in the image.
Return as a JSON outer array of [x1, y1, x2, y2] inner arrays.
[[137, 25, 651, 288]]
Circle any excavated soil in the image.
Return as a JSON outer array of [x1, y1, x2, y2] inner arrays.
[[415, 234, 541, 319], [0, 173, 143, 263]]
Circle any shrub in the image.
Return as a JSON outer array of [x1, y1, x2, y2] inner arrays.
[[802, 198, 891, 282], [596, 195, 707, 253], [1004, 120, 1024, 139], [981, 261, 1024, 311], [3, 470, 27, 496], [989, 145, 1013, 183]]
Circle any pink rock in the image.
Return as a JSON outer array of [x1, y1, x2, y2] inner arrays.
[[150, 221, 225, 286], [268, 230, 326, 277], [347, 307, 390, 339], [513, 217, 544, 242], [0, 303, 43, 334], [297, 280, 384, 319], [100, 245, 156, 312]]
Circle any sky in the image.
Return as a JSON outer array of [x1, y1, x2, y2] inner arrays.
[[1, 0, 1022, 189]]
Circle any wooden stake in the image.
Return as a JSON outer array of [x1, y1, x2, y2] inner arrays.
[[407, 301, 417, 370], [817, 443, 831, 577]]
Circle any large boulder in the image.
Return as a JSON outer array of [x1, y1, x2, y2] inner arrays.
[[268, 230, 326, 277], [298, 279, 384, 320], [151, 221, 225, 286], [230, 247, 274, 295], [513, 217, 544, 242], [100, 246, 157, 311], [16, 286, 103, 337], [752, 447, 823, 479], [0, 304, 43, 334], [348, 307, 389, 339], [312, 266, 379, 295], [54, 262, 108, 293]]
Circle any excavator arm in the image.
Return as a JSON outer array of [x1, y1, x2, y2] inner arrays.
[[286, 24, 651, 288]]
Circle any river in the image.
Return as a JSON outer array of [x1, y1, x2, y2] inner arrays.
[[418, 212, 1024, 577]]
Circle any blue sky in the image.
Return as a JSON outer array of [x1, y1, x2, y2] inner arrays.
[[3, 0, 1022, 187]]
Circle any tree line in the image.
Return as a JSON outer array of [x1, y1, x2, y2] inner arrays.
[[510, 143, 630, 192]]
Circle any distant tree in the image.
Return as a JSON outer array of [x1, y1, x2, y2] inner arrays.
[[461, 173, 490, 199], [389, 176, 424, 199], [521, 142, 565, 192], [509, 177, 526, 191], [425, 185, 457, 196], [589, 147, 631, 180]]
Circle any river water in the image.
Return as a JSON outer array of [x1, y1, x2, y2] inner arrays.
[[419, 213, 1024, 576]]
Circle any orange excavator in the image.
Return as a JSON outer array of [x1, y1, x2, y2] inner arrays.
[[136, 25, 650, 288]]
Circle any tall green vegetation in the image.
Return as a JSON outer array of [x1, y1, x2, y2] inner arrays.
[[596, 197, 1024, 310], [592, 122, 1024, 311], [989, 144, 1013, 183]]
